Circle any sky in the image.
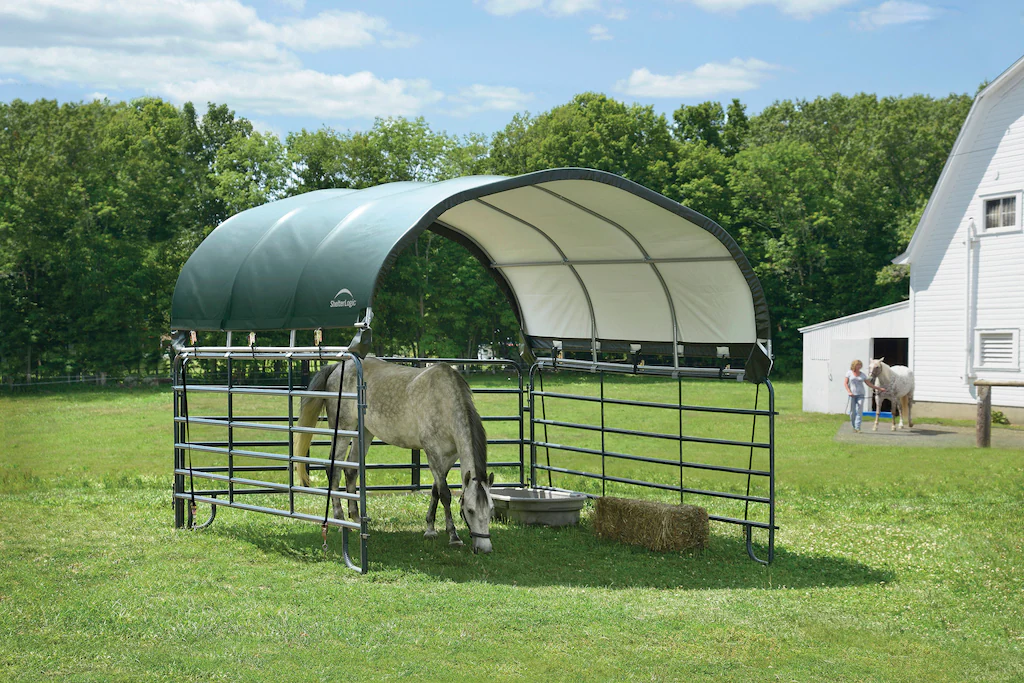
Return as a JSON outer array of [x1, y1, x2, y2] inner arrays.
[[1, 0, 1022, 139]]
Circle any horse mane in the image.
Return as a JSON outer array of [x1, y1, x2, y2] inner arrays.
[[452, 371, 488, 477]]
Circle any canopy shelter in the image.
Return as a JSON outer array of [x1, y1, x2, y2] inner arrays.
[[171, 168, 772, 381]]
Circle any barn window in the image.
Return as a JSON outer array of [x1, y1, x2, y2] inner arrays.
[[983, 194, 1020, 232], [975, 329, 1019, 370]]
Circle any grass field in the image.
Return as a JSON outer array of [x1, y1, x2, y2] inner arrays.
[[1, 377, 1023, 681]]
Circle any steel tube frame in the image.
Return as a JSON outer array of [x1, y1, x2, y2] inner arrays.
[[528, 361, 777, 564], [174, 348, 773, 568], [173, 351, 525, 574], [173, 347, 369, 573]]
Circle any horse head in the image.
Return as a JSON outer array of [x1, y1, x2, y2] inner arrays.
[[868, 357, 886, 380], [460, 470, 494, 554]]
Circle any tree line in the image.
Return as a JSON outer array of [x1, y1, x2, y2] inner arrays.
[[0, 89, 972, 383]]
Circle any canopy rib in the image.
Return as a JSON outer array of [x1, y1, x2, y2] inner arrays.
[[474, 197, 599, 358], [530, 184, 682, 369]]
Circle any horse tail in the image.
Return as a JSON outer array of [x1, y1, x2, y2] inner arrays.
[[292, 363, 334, 487]]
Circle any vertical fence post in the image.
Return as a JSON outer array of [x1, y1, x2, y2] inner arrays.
[[518, 364, 525, 488], [411, 449, 421, 488], [227, 356, 234, 504], [976, 384, 992, 448], [173, 355, 185, 528], [288, 355, 295, 513]]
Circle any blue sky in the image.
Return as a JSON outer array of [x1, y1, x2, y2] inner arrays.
[[1, 0, 1022, 138]]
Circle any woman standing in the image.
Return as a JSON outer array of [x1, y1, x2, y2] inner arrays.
[[844, 359, 884, 433]]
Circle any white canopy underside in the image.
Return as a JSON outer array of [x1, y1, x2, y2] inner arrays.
[[437, 179, 757, 346]]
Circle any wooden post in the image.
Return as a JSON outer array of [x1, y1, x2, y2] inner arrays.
[[976, 384, 991, 448]]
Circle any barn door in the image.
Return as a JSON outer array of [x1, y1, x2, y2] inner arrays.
[[828, 339, 871, 414]]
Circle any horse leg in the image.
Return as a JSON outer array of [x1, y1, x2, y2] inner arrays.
[[424, 483, 440, 539], [434, 475, 463, 547], [343, 432, 372, 522], [326, 437, 352, 521], [907, 394, 914, 428], [891, 399, 899, 431], [901, 395, 910, 429], [872, 393, 880, 432]]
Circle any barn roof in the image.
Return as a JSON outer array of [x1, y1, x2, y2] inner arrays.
[[171, 168, 772, 379], [894, 53, 1024, 266]]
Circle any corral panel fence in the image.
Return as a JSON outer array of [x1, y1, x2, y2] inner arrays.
[[172, 346, 525, 573], [529, 357, 775, 564], [173, 346, 775, 571]]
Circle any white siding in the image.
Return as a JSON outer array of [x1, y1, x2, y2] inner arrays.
[[910, 71, 1024, 409]]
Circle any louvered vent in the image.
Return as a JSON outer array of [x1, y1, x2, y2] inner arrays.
[[978, 332, 1016, 367]]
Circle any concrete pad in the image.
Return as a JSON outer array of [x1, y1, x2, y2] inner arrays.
[[834, 421, 1024, 449]]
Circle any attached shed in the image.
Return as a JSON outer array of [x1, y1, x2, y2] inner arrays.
[[799, 301, 910, 414]]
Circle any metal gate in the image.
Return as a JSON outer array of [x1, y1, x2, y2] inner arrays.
[[172, 343, 526, 573], [528, 357, 776, 564]]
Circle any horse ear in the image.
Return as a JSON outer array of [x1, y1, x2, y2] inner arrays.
[[463, 470, 471, 488], [879, 357, 884, 363], [488, 472, 495, 487]]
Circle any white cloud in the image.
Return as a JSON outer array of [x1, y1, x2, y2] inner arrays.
[[248, 118, 284, 137], [617, 58, 781, 98], [548, 0, 602, 15], [856, 1, 940, 29], [275, 11, 420, 51], [589, 24, 613, 40], [276, 0, 305, 10], [681, 0, 856, 20], [478, 0, 545, 15], [0, 0, 438, 120], [477, 0, 626, 19], [448, 84, 534, 117], [163, 71, 442, 119]]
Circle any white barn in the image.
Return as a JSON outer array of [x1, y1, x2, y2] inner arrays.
[[801, 54, 1024, 421]]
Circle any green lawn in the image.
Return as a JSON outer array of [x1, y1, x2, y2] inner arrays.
[[1, 378, 1022, 681]]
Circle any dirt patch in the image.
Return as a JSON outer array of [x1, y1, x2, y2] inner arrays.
[[834, 421, 1024, 449]]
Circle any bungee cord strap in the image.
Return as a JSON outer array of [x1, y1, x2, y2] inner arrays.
[[321, 360, 347, 553], [743, 383, 761, 525]]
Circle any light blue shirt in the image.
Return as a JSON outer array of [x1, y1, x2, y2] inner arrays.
[[846, 370, 868, 397]]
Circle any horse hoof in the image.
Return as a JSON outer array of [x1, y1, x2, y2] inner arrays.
[[449, 539, 464, 547], [424, 530, 438, 539]]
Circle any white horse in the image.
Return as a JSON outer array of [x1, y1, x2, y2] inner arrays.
[[292, 357, 494, 554], [868, 358, 915, 431]]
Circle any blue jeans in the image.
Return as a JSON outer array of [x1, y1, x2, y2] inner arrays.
[[849, 395, 864, 430]]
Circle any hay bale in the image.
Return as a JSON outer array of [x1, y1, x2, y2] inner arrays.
[[593, 497, 708, 552]]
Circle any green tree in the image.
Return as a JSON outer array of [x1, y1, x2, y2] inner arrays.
[[669, 140, 733, 220], [489, 93, 675, 195], [672, 101, 724, 148], [722, 99, 749, 156], [211, 130, 288, 215]]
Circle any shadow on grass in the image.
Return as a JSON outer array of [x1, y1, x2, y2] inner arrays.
[[215, 516, 893, 591]]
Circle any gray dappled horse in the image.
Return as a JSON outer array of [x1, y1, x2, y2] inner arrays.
[[292, 357, 494, 554], [868, 358, 915, 431]]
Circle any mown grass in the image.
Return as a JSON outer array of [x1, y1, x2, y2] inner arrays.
[[1, 377, 1023, 681]]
